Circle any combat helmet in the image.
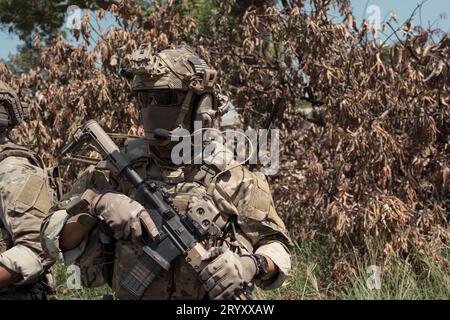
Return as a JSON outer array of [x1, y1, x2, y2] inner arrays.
[[0, 80, 27, 131], [129, 44, 230, 131]]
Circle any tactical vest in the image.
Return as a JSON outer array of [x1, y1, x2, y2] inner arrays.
[[105, 140, 254, 299], [0, 142, 62, 209], [0, 142, 58, 299], [0, 142, 47, 254]]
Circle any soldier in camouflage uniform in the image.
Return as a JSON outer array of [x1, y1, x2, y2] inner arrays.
[[0, 81, 56, 300], [41, 45, 292, 300]]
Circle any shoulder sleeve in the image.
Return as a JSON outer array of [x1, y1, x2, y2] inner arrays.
[[210, 164, 294, 289], [218, 166, 293, 247], [202, 142, 293, 250]]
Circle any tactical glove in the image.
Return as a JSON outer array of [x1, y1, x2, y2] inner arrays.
[[91, 192, 159, 242], [199, 247, 258, 300]]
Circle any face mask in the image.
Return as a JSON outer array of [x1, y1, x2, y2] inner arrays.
[[141, 104, 181, 141], [137, 91, 186, 148]]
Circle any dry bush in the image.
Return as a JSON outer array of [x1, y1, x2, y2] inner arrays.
[[1, 0, 448, 281]]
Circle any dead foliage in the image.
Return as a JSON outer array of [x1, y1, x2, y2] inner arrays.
[[1, 0, 448, 281]]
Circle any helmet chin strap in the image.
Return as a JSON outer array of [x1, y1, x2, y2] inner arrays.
[[175, 89, 194, 128], [194, 93, 216, 128]]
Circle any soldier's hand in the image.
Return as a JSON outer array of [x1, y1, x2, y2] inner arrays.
[[91, 192, 159, 242], [199, 247, 257, 300]]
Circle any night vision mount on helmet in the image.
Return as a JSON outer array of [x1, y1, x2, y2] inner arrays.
[[129, 44, 217, 94]]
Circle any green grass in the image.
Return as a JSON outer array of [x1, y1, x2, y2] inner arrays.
[[256, 242, 450, 300], [52, 242, 449, 300], [52, 264, 114, 300]]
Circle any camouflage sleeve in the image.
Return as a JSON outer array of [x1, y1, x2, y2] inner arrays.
[[207, 147, 293, 289], [254, 242, 291, 290], [41, 165, 110, 261], [40, 209, 70, 262], [41, 166, 110, 288], [40, 210, 105, 288], [0, 156, 54, 284]]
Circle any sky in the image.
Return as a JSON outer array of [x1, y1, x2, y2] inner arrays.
[[350, 0, 450, 32], [0, 0, 449, 60]]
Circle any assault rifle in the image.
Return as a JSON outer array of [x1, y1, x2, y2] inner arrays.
[[60, 120, 248, 300]]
